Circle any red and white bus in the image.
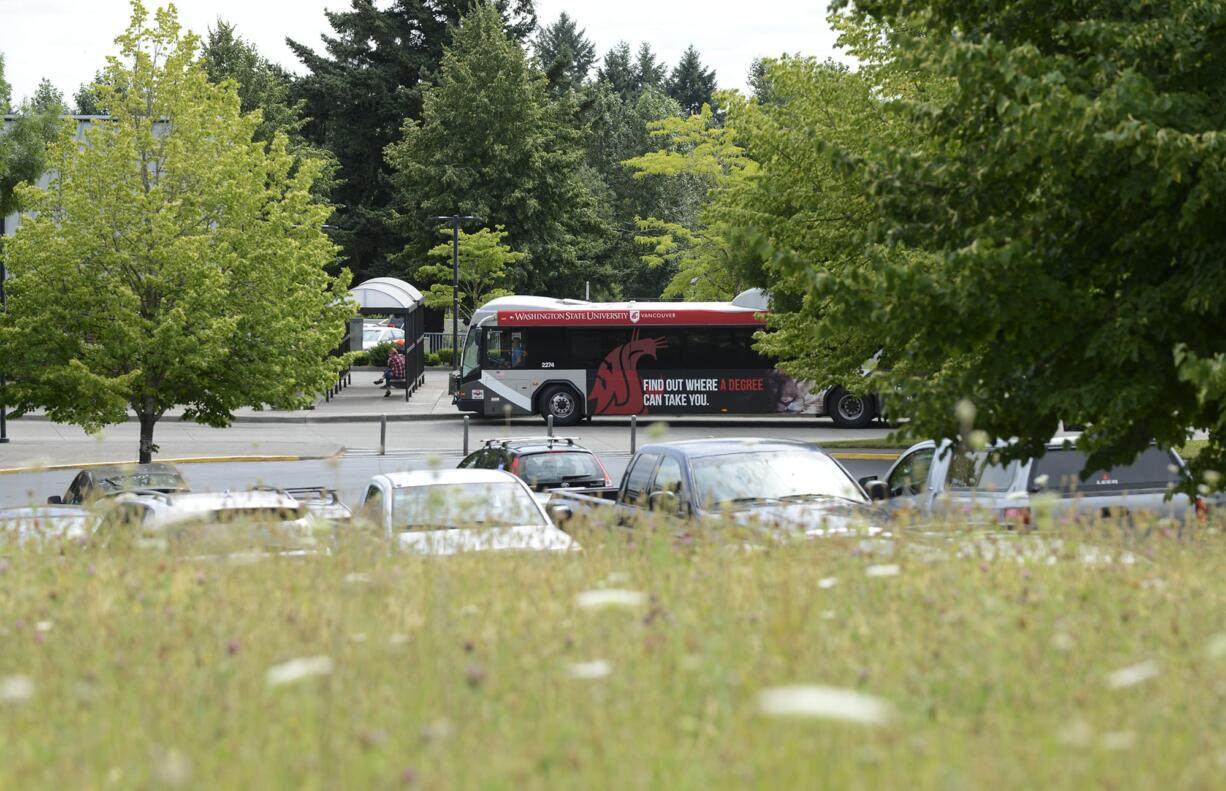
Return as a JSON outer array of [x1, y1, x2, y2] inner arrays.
[[449, 291, 879, 427]]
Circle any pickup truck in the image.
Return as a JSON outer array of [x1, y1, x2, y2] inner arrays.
[[548, 438, 884, 535], [859, 438, 1216, 527]]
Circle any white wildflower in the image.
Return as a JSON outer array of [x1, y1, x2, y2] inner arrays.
[[0, 675, 34, 703], [1057, 719, 1093, 747], [343, 572, 372, 585], [1207, 634, 1226, 660], [1107, 660, 1160, 689], [388, 633, 410, 647], [567, 660, 612, 680], [817, 577, 838, 589], [1051, 632, 1074, 652], [575, 589, 647, 610], [757, 685, 893, 725], [1100, 731, 1136, 751], [152, 748, 192, 787], [266, 656, 334, 687], [35, 621, 53, 633], [865, 564, 900, 578]]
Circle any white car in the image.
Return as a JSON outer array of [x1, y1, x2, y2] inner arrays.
[[362, 325, 405, 350], [0, 506, 98, 547], [359, 468, 578, 555], [98, 489, 324, 553]]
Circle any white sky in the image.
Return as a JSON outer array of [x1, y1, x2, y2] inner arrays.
[[0, 0, 841, 105]]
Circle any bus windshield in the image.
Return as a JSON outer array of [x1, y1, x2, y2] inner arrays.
[[461, 329, 481, 376]]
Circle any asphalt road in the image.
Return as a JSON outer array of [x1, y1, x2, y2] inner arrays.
[[0, 418, 899, 509]]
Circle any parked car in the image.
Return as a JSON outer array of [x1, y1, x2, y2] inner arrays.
[[0, 505, 98, 546], [358, 469, 577, 555], [860, 438, 1215, 527], [48, 463, 189, 505], [549, 438, 883, 536], [94, 489, 324, 553], [362, 325, 405, 350], [458, 437, 611, 492]]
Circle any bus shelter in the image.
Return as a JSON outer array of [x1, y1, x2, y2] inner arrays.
[[349, 277, 426, 400]]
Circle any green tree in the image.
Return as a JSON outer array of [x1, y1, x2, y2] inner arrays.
[[666, 45, 718, 117], [1, 63, 64, 219], [625, 104, 757, 300], [0, 3, 351, 463], [635, 43, 666, 93], [287, 0, 536, 284], [810, 0, 1226, 482], [418, 226, 525, 319], [202, 21, 298, 143], [386, 3, 605, 298], [535, 12, 596, 95], [597, 42, 637, 99]]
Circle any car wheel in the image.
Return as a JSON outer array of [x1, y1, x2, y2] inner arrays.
[[828, 387, 875, 428], [539, 385, 582, 427]]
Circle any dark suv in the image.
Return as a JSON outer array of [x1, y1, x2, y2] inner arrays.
[[458, 437, 611, 492]]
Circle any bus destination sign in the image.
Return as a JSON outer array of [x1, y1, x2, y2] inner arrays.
[[497, 308, 765, 326]]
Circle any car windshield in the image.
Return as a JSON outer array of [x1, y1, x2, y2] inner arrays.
[[392, 482, 546, 529], [520, 452, 603, 483], [690, 450, 867, 509], [98, 472, 184, 492]]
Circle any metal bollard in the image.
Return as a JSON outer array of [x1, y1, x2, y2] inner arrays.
[[547, 414, 554, 438], [630, 414, 637, 454], [379, 413, 387, 456], [463, 415, 470, 456]]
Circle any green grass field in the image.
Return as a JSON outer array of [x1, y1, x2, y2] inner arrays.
[[2, 517, 1225, 788]]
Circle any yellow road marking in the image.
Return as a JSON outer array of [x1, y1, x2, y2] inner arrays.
[[0, 455, 303, 475]]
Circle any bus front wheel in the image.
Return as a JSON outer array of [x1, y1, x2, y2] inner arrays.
[[539, 385, 583, 427], [827, 387, 875, 429]]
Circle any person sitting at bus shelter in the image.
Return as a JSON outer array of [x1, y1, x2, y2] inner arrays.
[[510, 337, 525, 367], [383, 342, 406, 397]]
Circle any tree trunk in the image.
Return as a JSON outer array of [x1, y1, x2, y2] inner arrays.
[[138, 411, 157, 464]]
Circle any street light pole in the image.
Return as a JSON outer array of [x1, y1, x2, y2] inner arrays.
[[432, 215, 479, 372], [1, 214, 8, 443]]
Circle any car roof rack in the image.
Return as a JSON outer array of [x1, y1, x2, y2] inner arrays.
[[252, 485, 340, 504], [481, 436, 580, 448]]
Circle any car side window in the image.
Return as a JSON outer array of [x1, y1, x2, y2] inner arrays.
[[887, 448, 934, 498], [649, 456, 684, 512], [364, 486, 383, 516], [622, 453, 660, 505], [66, 473, 87, 504]]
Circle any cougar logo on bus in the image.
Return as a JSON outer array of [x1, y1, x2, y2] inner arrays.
[[629, 308, 641, 324], [589, 330, 667, 415]]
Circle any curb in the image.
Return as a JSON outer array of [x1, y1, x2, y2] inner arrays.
[[9, 412, 465, 425], [0, 451, 342, 476]]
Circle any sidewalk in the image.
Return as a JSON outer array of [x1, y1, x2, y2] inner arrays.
[[13, 367, 460, 424]]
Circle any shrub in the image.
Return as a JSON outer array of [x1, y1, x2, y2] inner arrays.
[[367, 342, 394, 368], [436, 347, 454, 365], [350, 351, 371, 366], [425, 352, 441, 367]]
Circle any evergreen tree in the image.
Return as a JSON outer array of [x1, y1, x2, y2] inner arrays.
[[534, 12, 596, 95], [597, 42, 637, 100], [635, 43, 666, 93], [202, 21, 299, 143], [386, 4, 606, 298], [73, 71, 109, 114], [667, 45, 718, 116], [286, 0, 536, 283]]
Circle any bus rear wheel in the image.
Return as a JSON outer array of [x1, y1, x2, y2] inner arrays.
[[539, 385, 583, 427], [827, 387, 875, 429]]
